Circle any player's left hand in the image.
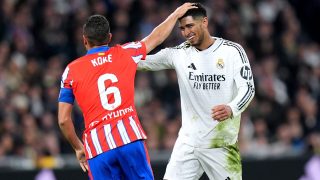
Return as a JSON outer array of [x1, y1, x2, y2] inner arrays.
[[211, 105, 233, 121], [75, 148, 89, 172]]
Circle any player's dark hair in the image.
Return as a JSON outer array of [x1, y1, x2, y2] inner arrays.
[[83, 15, 110, 46], [178, 3, 207, 21]]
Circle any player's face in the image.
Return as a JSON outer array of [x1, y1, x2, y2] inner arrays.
[[178, 16, 206, 47]]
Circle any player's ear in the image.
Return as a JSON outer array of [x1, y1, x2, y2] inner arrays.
[[83, 35, 89, 49], [107, 33, 112, 44], [202, 17, 208, 28]]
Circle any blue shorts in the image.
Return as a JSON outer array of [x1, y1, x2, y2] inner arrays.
[[87, 140, 153, 180]]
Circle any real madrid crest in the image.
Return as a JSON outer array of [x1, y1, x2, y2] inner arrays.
[[216, 58, 224, 69]]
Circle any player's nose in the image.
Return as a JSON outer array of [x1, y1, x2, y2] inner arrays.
[[184, 28, 192, 35]]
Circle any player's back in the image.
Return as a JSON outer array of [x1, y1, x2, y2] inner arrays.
[[67, 45, 137, 129], [61, 43, 148, 158]]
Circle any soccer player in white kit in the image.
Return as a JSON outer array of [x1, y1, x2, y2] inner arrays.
[[138, 3, 255, 180]]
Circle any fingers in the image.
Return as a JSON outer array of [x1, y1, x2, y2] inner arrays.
[[80, 161, 89, 172], [185, 2, 198, 10], [185, 2, 198, 7], [77, 152, 88, 172], [211, 105, 231, 121], [212, 111, 229, 121], [84, 162, 89, 171], [175, 3, 198, 18]]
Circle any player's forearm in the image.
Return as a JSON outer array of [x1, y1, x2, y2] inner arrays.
[[59, 118, 83, 151], [138, 52, 173, 71], [58, 102, 83, 151], [144, 13, 180, 53], [227, 83, 255, 117]]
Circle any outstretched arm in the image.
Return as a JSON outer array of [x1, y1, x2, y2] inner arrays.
[[142, 3, 197, 53]]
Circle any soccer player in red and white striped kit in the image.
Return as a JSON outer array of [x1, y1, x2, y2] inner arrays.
[[58, 3, 197, 180]]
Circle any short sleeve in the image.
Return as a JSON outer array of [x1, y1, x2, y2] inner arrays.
[[121, 41, 146, 63], [58, 66, 75, 104]]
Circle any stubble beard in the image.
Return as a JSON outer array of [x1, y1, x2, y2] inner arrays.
[[191, 33, 204, 48]]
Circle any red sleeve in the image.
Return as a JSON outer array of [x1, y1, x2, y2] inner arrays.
[[120, 41, 146, 62], [61, 66, 73, 89]]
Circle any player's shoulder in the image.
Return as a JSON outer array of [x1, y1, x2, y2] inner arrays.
[[220, 38, 245, 53], [67, 55, 86, 67], [221, 38, 249, 63], [67, 50, 106, 69], [120, 41, 144, 49], [171, 41, 192, 50]]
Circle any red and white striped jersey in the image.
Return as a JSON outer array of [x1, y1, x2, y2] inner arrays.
[[60, 42, 147, 159], [83, 115, 146, 158]]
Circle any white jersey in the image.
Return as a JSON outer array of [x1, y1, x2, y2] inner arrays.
[[138, 37, 255, 148]]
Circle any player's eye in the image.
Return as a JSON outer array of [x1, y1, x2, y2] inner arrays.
[[186, 24, 193, 28]]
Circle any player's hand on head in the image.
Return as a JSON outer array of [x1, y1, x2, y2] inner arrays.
[[211, 105, 233, 121], [174, 2, 198, 18], [75, 148, 89, 172]]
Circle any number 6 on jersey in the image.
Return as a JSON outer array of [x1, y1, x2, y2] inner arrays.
[[97, 73, 121, 110]]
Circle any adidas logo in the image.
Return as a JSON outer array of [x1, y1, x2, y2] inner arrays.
[[188, 63, 197, 70]]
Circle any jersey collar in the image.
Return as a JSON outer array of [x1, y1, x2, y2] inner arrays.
[[86, 46, 110, 55]]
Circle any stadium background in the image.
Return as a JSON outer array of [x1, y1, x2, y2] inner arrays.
[[0, 0, 319, 179]]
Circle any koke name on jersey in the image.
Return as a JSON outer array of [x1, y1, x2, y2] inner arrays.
[[91, 54, 112, 67]]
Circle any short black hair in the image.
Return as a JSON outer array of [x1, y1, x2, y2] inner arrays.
[[83, 15, 110, 46], [178, 3, 207, 21]]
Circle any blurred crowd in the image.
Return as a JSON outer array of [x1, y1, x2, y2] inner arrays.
[[0, 0, 319, 169]]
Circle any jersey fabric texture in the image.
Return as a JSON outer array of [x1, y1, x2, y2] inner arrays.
[[59, 42, 147, 159]]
